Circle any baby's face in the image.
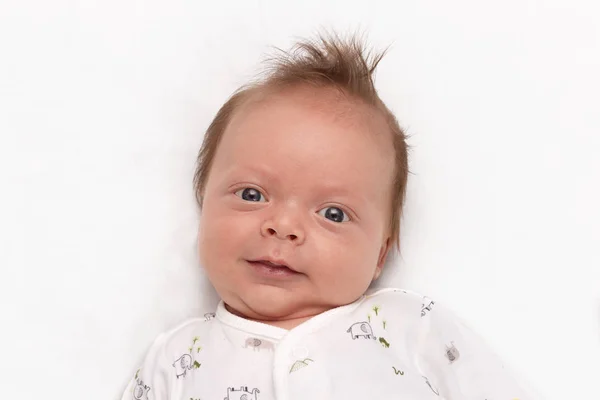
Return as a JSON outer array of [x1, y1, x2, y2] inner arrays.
[[198, 87, 395, 327]]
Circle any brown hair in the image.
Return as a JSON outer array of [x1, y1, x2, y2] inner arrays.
[[193, 32, 410, 251]]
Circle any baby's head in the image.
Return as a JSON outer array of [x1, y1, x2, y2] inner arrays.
[[194, 33, 409, 328]]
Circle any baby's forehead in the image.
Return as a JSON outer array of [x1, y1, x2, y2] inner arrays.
[[221, 88, 393, 178], [233, 84, 390, 141]]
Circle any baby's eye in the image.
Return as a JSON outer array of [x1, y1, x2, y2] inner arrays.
[[234, 187, 266, 202], [318, 206, 349, 223]]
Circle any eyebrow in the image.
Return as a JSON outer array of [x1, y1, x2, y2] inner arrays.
[[225, 165, 280, 184], [311, 182, 355, 198]]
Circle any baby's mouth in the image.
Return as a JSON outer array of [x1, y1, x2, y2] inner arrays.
[[247, 260, 299, 275], [251, 260, 289, 269]]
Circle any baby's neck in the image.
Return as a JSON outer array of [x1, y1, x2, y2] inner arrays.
[[257, 315, 314, 330], [224, 303, 317, 330]]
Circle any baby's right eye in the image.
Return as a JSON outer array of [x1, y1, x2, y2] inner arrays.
[[234, 187, 266, 202]]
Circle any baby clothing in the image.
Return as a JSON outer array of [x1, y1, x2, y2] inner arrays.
[[121, 288, 535, 400]]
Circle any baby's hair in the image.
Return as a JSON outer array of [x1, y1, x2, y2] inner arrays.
[[193, 31, 410, 251]]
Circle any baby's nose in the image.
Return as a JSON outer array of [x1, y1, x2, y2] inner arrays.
[[263, 227, 300, 242], [260, 214, 305, 244]]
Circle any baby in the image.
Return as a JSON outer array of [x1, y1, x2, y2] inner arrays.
[[122, 33, 536, 400]]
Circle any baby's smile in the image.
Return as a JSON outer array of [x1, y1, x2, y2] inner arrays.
[[246, 258, 302, 278]]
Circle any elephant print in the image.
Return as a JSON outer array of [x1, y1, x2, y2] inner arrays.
[[172, 353, 193, 378], [445, 342, 460, 363], [132, 378, 150, 400], [346, 322, 376, 340], [243, 337, 274, 352], [244, 337, 261, 351], [173, 336, 202, 378], [224, 386, 260, 400]]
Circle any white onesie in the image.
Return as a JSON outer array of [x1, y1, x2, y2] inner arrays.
[[121, 288, 536, 400]]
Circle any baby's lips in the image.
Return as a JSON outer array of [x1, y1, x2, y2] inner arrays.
[[248, 257, 300, 273]]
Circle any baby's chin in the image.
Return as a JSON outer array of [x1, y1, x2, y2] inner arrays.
[[224, 288, 334, 327]]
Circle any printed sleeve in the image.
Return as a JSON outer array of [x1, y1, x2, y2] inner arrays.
[[415, 300, 541, 400], [120, 333, 171, 400]]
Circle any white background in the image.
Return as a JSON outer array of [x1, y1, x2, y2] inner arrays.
[[1, 1, 599, 399]]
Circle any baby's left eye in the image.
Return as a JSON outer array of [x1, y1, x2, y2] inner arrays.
[[318, 206, 350, 223]]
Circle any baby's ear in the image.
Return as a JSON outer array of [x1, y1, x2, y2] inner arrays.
[[373, 237, 391, 281]]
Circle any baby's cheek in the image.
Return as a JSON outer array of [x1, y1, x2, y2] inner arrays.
[[199, 219, 240, 290], [201, 213, 249, 257], [315, 243, 365, 284], [336, 247, 377, 286]]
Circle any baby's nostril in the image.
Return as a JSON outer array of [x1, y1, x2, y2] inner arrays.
[[265, 227, 298, 241]]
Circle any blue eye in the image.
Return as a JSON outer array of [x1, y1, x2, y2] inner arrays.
[[318, 206, 349, 223], [234, 188, 266, 202]]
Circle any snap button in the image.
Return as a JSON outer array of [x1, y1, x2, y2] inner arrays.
[[292, 346, 309, 359]]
